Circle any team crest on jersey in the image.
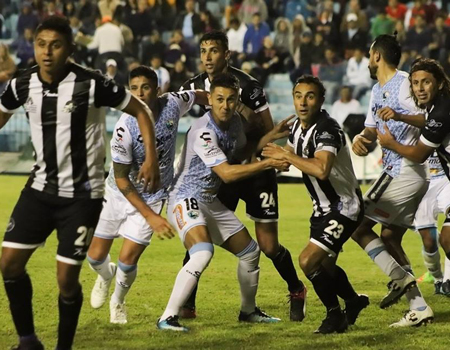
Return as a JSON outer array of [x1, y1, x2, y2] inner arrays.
[[24, 97, 37, 113], [382, 91, 390, 100], [174, 204, 186, 229], [187, 210, 199, 219], [250, 87, 263, 100], [166, 119, 174, 129], [63, 100, 76, 113], [318, 131, 335, 140], [426, 119, 443, 129], [6, 217, 15, 232]]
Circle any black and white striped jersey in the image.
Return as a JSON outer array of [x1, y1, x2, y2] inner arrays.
[[288, 111, 362, 221], [0, 63, 131, 199], [420, 93, 450, 180]]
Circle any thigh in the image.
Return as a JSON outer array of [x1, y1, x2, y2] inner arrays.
[[93, 189, 127, 240], [55, 197, 103, 266], [221, 227, 253, 255], [2, 188, 55, 249], [414, 179, 440, 230], [118, 238, 147, 265]]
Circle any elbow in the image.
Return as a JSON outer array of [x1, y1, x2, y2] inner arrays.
[[317, 169, 331, 181]]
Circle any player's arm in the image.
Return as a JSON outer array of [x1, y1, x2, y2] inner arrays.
[[376, 107, 426, 128], [262, 143, 335, 181], [377, 124, 434, 163], [193, 90, 209, 106], [113, 162, 174, 239], [352, 127, 377, 156], [255, 114, 296, 152], [0, 110, 13, 129], [212, 158, 286, 183], [122, 95, 160, 192]]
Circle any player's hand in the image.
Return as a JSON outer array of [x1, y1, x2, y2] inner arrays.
[[269, 115, 296, 141], [377, 107, 400, 122], [137, 159, 161, 193], [262, 143, 289, 161], [377, 124, 396, 150], [146, 214, 175, 240], [352, 134, 373, 156]]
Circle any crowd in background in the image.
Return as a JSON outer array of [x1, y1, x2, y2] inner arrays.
[[1, 0, 450, 112]]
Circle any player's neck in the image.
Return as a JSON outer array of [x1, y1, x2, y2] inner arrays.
[[150, 100, 160, 122], [39, 65, 69, 85], [376, 65, 397, 87], [300, 114, 319, 130], [211, 113, 231, 131], [208, 65, 228, 82]]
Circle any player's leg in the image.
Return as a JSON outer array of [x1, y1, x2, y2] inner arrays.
[[1, 188, 55, 350], [439, 210, 450, 295], [54, 196, 103, 349], [418, 227, 443, 291]]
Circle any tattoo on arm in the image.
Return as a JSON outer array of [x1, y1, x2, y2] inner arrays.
[[120, 183, 137, 197], [113, 162, 137, 197]]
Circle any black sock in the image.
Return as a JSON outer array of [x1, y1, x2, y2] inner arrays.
[[3, 272, 35, 337], [306, 266, 340, 312], [334, 265, 358, 302], [271, 245, 304, 292], [183, 251, 197, 308], [57, 287, 83, 350]]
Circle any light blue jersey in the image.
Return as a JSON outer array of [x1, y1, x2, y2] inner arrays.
[[170, 111, 247, 203], [365, 71, 425, 178], [428, 151, 445, 180], [107, 91, 196, 204]]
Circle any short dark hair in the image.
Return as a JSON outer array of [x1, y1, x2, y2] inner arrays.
[[210, 72, 240, 93], [129, 65, 158, 88], [409, 58, 450, 106], [371, 34, 401, 67], [292, 75, 326, 99], [35, 16, 73, 46], [199, 30, 229, 51]]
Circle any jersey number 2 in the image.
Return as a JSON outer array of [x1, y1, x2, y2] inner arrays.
[[324, 220, 344, 239], [260, 192, 275, 208], [75, 226, 94, 247]]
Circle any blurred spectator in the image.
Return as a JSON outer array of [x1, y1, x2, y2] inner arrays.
[[98, 0, 120, 18], [17, 2, 39, 37], [422, 0, 438, 24], [344, 47, 371, 99], [0, 43, 17, 93], [371, 10, 395, 40], [128, 58, 141, 74], [290, 15, 311, 60], [243, 12, 270, 59], [426, 15, 450, 63], [254, 36, 283, 85], [405, 0, 426, 29], [241, 61, 254, 75], [10, 27, 35, 69], [330, 86, 361, 128], [340, 0, 369, 32], [105, 58, 127, 85], [273, 17, 292, 57], [405, 14, 431, 55], [174, 0, 203, 44], [169, 59, 192, 91], [399, 48, 416, 72], [239, 0, 268, 25], [151, 55, 171, 93], [69, 16, 93, 66], [393, 19, 407, 45], [312, 5, 341, 47], [113, 6, 134, 57], [228, 17, 248, 66], [318, 46, 346, 103], [284, 0, 316, 23], [200, 10, 221, 33], [386, 0, 407, 21], [442, 52, 450, 77], [341, 13, 369, 56], [77, 0, 98, 35], [43, 0, 63, 20], [129, 0, 154, 43], [311, 32, 326, 64], [142, 30, 167, 67], [164, 30, 190, 69], [63, 1, 77, 18], [151, 0, 176, 31], [289, 31, 314, 84]]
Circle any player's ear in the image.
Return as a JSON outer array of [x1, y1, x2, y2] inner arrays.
[[375, 51, 381, 63], [225, 50, 231, 61], [156, 86, 161, 97], [438, 81, 444, 91]]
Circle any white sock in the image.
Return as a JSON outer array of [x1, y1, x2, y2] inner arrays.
[[111, 261, 137, 304], [364, 238, 406, 280], [236, 240, 260, 314], [160, 244, 213, 320], [87, 254, 114, 281], [444, 257, 450, 281], [422, 249, 443, 281]]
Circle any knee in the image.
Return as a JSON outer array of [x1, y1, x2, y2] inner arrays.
[[189, 242, 214, 271], [299, 252, 318, 276], [259, 241, 279, 259], [238, 240, 260, 264], [380, 230, 401, 246], [439, 233, 450, 251], [422, 234, 438, 253], [57, 275, 81, 298], [0, 255, 24, 279]]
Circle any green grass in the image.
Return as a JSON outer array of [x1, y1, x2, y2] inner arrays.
[[1, 175, 449, 350]]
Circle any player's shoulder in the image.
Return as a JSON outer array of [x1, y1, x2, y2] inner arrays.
[[228, 66, 261, 87], [10, 65, 38, 85], [430, 93, 450, 121], [397, 70, 410, 79], [316, 110, 340, 130], [69, 63, 106, 81], [182, 72, 208, 89]]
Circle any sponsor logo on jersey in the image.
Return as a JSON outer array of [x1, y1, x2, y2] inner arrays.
[[321, 234, 334, 245], [166, 119, 174, 129], [187, 210, 199, 219], [204, 145, 221, 158], [318, 131, 335, 140], [174, 204, 186, 229], [250, 88, 263, 100], [63, 100, 76, 113], [426, 119, 443, 129], [115, 127, 125, 142], [24, 96, 37, 113], [6, 217, 15, 232], [112, 144, 127, 155]]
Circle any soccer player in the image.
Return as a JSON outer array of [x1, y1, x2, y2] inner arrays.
[[86, 66, 209, 324], [414, 151, 450, 295], [157, 73, 287, 332], [180, 30, 306, 322], [261, 75, 367, 334], [378, 57, 450, 297], [0, 17, 160, 350], [351, 35, 433, 327]]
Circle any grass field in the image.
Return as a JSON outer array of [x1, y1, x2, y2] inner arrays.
[[0, 175, 449, 350]]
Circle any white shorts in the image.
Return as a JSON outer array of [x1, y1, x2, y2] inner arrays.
[[94, 186, 164, 246], [364, 171, 429, 229], [414, 176, 450, 230], [167, 197, 245, 246]]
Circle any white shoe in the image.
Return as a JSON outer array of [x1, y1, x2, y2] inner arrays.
[[110, 299, 128, 324], [90, 262, 117, 309], [389, 306, 434, 328]]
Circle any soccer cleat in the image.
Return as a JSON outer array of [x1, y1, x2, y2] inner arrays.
[[110, 300, 127, 324], [90, 262, 117, 309], [389, 306, 434, 328], [379, 273, 416, 309], [179, 306, 197, 319], [434, 281, 443, 295], [157, 316, 188, 332], [416, 271, 435, 284], [238, 307, 281, 323], [314, 309, 348, 334], [288, 287, 307, 322], [10, 340, 44, 350], [441, 279, 450, 296], [344, 294, 370, 325]]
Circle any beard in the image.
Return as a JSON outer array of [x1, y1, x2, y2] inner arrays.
[[369, 64, 378, 80]]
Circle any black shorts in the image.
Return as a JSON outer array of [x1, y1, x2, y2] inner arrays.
[[310, 210, 363, 257], [217, 169, 278, 222], [3, 187, 103, 265]]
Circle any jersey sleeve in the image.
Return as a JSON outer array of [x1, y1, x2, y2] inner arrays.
[[240, 79, 269, 114], [94, 74, 131, 110], [179, 78, 194, 91], [287, 119, 299, 148], [420, 110, 450, 148], [0, 78, 21, 113], [314, 122, 343, 155], [192, 128, 228, 167], [364, 89, 376, 128], [110, 116, 133, 164], [169, 90, 196, 116]]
